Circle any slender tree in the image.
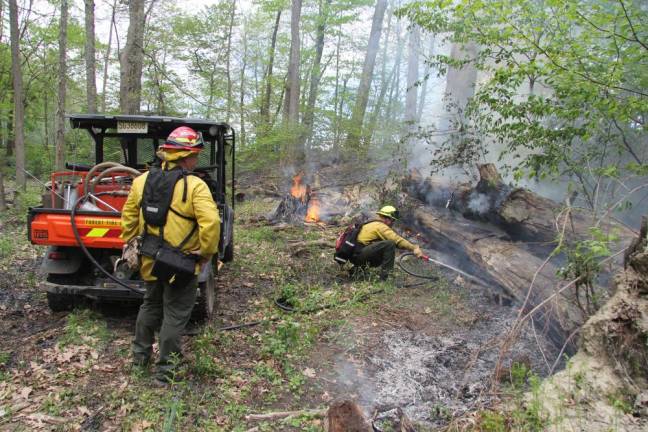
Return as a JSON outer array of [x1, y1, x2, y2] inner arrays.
[[405, 25, 419, 125], [120, 0, 146, 114], [225, 0, 236, 122], [239, 21, 248, 148], [302, 0, 331, 144], [101, 0, 117, 112], [84, 0, 97, 113], [346, 0, 388, 150], [417, 35, 435, 122], [9, 0, 25, 189], [55, 0, 68, 171], [283, 0, 302, 124], [260, 10, 281, 128]]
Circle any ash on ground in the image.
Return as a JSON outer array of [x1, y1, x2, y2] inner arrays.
[[328, 282, 557, 428]]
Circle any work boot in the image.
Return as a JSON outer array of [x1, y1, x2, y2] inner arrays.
[[349, 266, 368, 281]]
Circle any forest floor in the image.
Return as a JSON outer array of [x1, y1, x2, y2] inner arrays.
[[0, 182, 554, 431]]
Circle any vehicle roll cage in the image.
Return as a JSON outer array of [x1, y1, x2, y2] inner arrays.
[[67, 114, 236, 210]]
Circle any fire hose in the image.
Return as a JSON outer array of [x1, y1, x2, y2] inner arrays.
[[70, 162, 145, 295], [397, 252, 490, 287]]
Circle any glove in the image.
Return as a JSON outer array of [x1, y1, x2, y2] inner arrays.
[[413, 246, 424, 258]]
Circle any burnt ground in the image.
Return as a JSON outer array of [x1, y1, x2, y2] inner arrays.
[[0, 184, 556, 431]]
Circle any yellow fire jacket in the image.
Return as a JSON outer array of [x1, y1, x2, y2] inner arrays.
[[357, 220, 416, 251], [120, 163, 221, 281]]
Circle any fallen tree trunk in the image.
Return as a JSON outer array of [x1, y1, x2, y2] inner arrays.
[[408, 204, 577, 351], [405, 164, 635, 246]]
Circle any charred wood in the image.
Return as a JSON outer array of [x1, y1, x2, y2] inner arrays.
[[272, 194, 310, 223], [407, 203, 577, 352], [405, 164, 635, 246], [326, 399, 373, 432]]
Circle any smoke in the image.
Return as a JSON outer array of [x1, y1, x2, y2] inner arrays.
[[467, 192, 491, 215]]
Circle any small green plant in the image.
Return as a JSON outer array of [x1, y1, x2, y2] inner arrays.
[[0, 351, 11, 366], [162, 395, 184, 432], [192, 327, 225, 378], [58, 309, 110, 348], [254, 362, 282, 386], [0, 238, 14, 259], [557, 227, 618, 316], [262, 318, 303, 359], [431, 403, 452, 421], [607, 391, 633, 414], [480, 410, 507, 432]]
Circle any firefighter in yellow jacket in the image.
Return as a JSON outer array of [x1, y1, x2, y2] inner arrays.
[[352, 206, 423, 280], [121, 126, 220, 383]]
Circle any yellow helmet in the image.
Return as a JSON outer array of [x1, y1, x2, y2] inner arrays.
[[376, 205, 400, 220]]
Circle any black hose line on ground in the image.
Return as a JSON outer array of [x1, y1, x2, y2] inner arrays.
[[70, 193, 145, 296], [397, 252, 440, 280]]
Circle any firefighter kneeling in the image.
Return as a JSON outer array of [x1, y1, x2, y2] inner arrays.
[[351, 206, 423, 280], [121, 126, 220, 384]]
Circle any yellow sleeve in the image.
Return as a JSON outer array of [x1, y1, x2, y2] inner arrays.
[[192, 180, 221, 258], [376, 223, 416, 251], [120, 180, 142, 242]]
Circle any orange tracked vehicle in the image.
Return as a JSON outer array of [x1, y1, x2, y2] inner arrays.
[[28, 115, 235, 321]]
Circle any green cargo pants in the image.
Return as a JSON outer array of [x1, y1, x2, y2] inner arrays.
[[351, 240, 396, 280], [132, 275, 197, 380]]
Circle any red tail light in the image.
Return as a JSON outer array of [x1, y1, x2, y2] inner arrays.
[[48, 251, 68, 260]]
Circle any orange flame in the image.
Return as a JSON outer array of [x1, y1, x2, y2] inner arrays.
[[305, 196, 320, 222], [290, 172, 308, 202], [290, 171, 321, 222]]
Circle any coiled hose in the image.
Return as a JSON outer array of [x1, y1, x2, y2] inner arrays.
[[70, 163, 144, 295]]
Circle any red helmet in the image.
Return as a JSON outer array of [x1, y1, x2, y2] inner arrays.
[[160, 126, 204, 152]]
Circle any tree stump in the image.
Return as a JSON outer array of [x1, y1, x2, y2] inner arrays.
[[326, 400, 372, 432]]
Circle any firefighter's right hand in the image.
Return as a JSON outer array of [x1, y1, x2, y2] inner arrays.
[[413, 246, 424, 258], [189, 250, 209, 266]]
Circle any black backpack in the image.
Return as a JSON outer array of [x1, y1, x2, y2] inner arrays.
[[141, 166, 189, 227], [334, 222, 365, 264], [139, 167, 198, 263]]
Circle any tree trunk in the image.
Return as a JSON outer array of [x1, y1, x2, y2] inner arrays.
[[417, 35, 435, 122], [302, 0, 331, 144], [84, 0, 97, 113], [363, 1, 392, 147], [0, 166, 6, 211], [443, 42, 479, 128], [119, 0, 146, 114], [384, 18, 403, 140], [260, 10, 281, 129], [364, 62, 396, 147], [239, 22, 248, 148], [283, 0, 302, 125], [332, 31, 342, 148], [405, 26, 419, 126], [101, 0, 117, 113], [55, 0, 68, 171], [225, 0, 236, 123], [9, 0, 25, 189], [6, 91, 14, 157], [346, 0, 387, 151]]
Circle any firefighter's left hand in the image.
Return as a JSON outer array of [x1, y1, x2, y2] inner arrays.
[[413, 246, 424, 258]]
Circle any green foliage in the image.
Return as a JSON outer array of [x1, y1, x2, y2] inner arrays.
[[192, 327, 226, 378], [558, 227, 619, 315], [401, 0, 647, 215]]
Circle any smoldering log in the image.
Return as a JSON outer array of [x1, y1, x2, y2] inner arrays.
[[405, 164, 635, 245], [408, 204, 578, 351], [272, 193, 310, 223]]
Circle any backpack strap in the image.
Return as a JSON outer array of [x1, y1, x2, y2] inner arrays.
[[177, 222, 198, 250]]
